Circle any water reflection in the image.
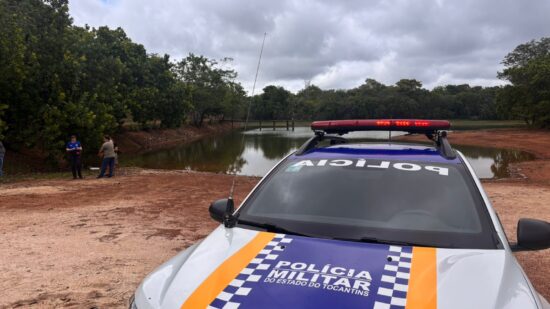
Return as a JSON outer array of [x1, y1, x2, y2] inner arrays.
[[123, 131, 247, 173], [122, 128, 535, 179], [452, 144, 535, 179]]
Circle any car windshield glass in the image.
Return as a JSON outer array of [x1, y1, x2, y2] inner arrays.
[[238, 157, 498, 249]]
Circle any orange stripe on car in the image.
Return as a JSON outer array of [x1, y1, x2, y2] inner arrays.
[[180, 232, 275, 309], [406, 247, 437, 309]]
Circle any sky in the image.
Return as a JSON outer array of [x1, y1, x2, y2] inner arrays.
[[69, 0, 550, 94]]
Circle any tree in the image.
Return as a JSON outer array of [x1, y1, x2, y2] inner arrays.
[[253, 86, 292, 120], [293, 85, 323, 120], [0, 0, 211, 160], [497, 38, 550, 127], [221, 82, 246, 121], [139, 54, 189, 128], [285, 77, 501, 121], [174, 54, 240, 127], [0, 104, 7, 139], [396, 79, 423, 93]]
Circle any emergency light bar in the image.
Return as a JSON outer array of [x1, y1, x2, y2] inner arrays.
[[311, 119, 451, 134]]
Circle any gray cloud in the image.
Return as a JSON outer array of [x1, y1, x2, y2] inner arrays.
[[69, 0, 550, 93]]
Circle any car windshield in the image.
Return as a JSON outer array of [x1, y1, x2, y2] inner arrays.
[[237, 156, 499, 249]]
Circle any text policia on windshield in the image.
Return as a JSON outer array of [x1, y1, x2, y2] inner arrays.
[[287, 159, 449, 176]]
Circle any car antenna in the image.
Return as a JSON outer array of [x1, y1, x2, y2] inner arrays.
[[388, 116, 392, 143], [225, 32, 267, 226]]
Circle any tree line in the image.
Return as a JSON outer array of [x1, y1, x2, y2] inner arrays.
[[0, 0, 548, 161], [0, 0, 245, 160], [250, 81, 500, 122], [496, 38, 550, 128]]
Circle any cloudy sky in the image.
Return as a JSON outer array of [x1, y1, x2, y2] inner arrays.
[[69, 0, 550, 94]]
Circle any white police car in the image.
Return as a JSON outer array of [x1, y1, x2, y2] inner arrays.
[[131, 119, 550, 309]]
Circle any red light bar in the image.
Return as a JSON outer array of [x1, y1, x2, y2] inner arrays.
[[311, 119, 450, 134]]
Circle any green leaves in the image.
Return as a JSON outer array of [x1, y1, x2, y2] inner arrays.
[[1, 0, 245, 161], [498, 38, 550, 128], [174, 54, 244, 127], [253, 79, 500, 122], [252, 86, 292, 121], [0, 103, 8, 140]]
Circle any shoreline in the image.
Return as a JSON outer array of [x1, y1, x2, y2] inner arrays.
[[398, 128, 550, 184], [115, 121, 239, 154], [0, 122, 239, 179]]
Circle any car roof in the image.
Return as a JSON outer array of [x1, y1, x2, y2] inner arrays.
[[289, 142, 462, 164]]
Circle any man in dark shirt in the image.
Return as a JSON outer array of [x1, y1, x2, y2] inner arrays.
[[66, 135, 83, 179]]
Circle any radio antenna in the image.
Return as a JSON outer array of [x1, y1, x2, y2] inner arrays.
[[228, 32, 267, 201]]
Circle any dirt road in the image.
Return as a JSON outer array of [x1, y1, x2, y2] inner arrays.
[[1, 129, 549, 308]]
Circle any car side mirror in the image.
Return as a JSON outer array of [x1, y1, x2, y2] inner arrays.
[[511, 218, 550, 252], [209, 198, 236, 228]]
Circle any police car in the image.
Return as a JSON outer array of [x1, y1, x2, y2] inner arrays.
[[131, 119, 550, 309]]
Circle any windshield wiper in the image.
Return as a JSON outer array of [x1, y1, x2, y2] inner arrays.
[[236, 219, 309, 237], [236, 220, 453, 248], [334, 236, 435, 248]]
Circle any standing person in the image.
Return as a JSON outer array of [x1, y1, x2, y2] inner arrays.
[[0, 141, 5, 177], [109, 138, 119, 168], [97, 135, 116, 178], [66, 135, 83, 179]]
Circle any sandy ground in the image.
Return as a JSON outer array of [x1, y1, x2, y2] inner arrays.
[[1, 129, 549, 308], [0, 171, 258, 308]]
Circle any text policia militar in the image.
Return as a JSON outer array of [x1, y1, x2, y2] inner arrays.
[[289, 159, 449, 176], [264, 261, 373, 297]]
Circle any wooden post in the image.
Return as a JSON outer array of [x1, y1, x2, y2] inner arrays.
[[259, 120, 262, 131], [286, 120, 289, 130], [273, 120, 276, 131], [292, 120, 295, 131]]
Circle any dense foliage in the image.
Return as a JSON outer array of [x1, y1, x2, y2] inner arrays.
[[0, 0, 245, 158], [497, 38, 550, 128], [250, 79, 500, 121]]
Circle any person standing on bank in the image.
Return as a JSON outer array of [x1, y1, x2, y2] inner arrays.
[[0, 140, 5, 177], [66, 135, 83, 179], [97, 135, 116, 178]]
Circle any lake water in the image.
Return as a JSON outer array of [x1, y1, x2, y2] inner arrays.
[[122, 127, 535, 179]]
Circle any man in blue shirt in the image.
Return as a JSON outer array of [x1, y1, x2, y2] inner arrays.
[[66, 135, 83, 179]]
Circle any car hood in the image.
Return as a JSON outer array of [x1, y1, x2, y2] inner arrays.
[[135, 227, 540, 309]]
